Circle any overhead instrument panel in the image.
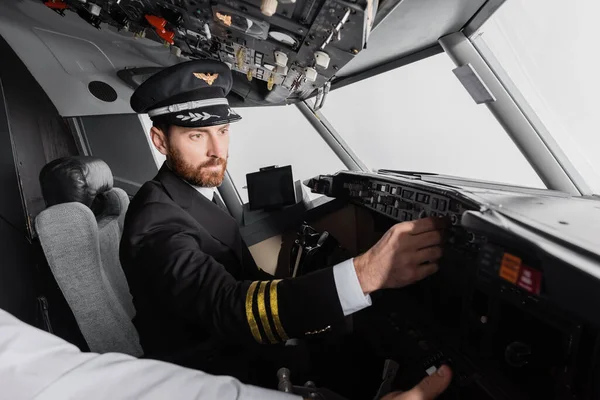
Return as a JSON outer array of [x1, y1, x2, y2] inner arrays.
[[40, 0, 378, 104]]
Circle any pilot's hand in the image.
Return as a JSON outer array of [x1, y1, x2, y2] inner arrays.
[[354, 217, 448, 294], [381, 365, 452, 400]]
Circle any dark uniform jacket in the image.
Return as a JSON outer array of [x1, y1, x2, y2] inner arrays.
[[119, 164, 345, 380]]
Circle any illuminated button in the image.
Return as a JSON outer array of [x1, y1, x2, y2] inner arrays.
[[390, 187, 399, 195], [379, 184, 388, 192], [499, 253, 522, 284], [517, 265, 542, 295]]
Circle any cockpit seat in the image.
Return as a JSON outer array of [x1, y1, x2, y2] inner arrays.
[[35, 156, 142, 356]]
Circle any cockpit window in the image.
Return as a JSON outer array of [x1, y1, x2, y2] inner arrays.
[[319, 52, 545, 189], [226, 105, 346, 204], [472, 0, 600, 194], [81, 114, 158, 196]]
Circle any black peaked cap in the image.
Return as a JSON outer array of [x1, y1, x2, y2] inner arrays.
[[130, 59, 242, 128]]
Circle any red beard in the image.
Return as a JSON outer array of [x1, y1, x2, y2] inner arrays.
[[167, 146, 227, 187]]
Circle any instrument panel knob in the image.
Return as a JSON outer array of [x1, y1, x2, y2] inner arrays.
[[261, 0, 278, 16], [505, 341, 531, 368]]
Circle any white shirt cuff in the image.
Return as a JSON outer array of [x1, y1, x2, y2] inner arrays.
[[333, 258, 372, 316]]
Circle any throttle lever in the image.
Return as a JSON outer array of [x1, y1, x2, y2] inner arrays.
[[276, 367, 350, 400], [277, 367, 293, 393]]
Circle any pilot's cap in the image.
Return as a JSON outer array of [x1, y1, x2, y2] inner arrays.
[[130, 60, 242, 128]]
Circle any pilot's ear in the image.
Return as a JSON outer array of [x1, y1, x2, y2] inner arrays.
[[150, 126, 169, 156]]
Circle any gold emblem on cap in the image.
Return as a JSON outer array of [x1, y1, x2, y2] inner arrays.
[[193, 72, 219, 85]]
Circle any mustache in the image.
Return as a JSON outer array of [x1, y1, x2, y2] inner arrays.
[[199, 158, 226, 168]]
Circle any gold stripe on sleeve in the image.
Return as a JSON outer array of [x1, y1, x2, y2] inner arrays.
[[270, 279, 289, 341], [245, 281, 262, 344], [257, 281, 278, 344]]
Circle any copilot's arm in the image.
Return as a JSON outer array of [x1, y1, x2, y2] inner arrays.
[[0, 308, 299, 400]]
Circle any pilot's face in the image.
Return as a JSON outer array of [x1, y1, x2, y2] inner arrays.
[[152, 123, 230, 187]]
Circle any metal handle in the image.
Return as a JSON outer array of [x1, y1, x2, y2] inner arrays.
[[277, 367, 293, 393]]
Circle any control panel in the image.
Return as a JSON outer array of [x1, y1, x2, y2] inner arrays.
[[307, 173, 486, 250], [307, 171, 600, 399], [344, 179, 465, 222], [41, 0, 376, 103]]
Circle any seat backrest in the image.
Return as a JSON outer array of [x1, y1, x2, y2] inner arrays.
[[35, 156, 142, 356]]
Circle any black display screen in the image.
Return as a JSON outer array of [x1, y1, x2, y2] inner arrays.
[[246, 165, 296, 210]]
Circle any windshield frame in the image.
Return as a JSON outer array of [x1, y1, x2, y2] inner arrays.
[[466, 4, 597, 196], [301, 31, 588, 196]]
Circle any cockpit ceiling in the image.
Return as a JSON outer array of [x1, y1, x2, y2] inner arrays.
[[0, 0, 179, 117], [0, 0, 500, 116], [334, 0, 489, 81]]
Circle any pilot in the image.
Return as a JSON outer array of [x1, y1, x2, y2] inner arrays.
[[120, 59, 448, 387], [0, 306, 451, 400]]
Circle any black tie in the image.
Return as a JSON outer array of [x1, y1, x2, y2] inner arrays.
[[212, 192, 226, 210]]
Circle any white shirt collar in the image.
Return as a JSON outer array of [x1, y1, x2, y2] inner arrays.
[[190, 185, 216, 200]]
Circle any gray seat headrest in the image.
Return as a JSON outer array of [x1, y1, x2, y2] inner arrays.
[[40, 156, 114, 210]]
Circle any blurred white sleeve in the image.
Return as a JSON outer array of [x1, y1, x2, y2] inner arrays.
[[0, 309, 300, 400]]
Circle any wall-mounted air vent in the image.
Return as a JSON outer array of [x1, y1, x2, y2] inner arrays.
[[88, 81, 117, 102]]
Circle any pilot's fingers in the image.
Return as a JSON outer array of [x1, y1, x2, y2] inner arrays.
[[401, 217, 450, 236], [413, 263, 439, 282], [414, 246, 443, 265], [409, 230, 444, 250], [381, 391, 405, 400], [403, 365, 453, 400]]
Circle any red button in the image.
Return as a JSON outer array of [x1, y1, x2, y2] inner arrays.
[[157, 29, 175, 44], [44, 1, 68, 9], [517, 265, 542, 295], [145, 15, 167, 30]]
